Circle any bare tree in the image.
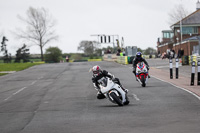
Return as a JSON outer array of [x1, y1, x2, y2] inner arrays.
[[16, 7, 58, 61], [168, 4, 190, 26]]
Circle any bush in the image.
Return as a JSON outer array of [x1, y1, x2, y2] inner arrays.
[[45, 47, 62, 63]]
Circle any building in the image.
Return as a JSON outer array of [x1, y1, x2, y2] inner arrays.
[[157, 30, 174, 56], [157, 1, 200, 57]]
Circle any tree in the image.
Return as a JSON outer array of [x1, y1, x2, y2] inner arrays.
[[137, 47, 143, 53], [77, 41, 100, 55], [15, 44, 30, 63], [168, 4, 190, 26], [1, 36, 12, 63], [16, 7, 58, 61], [45, 47, 62, 63], [143, 47, 156, 55]]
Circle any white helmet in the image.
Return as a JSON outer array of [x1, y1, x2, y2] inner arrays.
[[92, 65, 102, 76]]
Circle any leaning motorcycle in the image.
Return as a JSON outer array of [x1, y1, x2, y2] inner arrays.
[[98, 77, 129, 106], [136, 62, 149, 87]]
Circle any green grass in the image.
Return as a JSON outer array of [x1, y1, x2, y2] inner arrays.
[[0, 73, 8, 76], [0, 62, 44, 72], [0, 59, 42, 63]]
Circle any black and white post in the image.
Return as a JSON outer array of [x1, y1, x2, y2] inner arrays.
[[190, 61, 195, 86], [197, 60, 200, 85], [176, 58, 179, 79], [169, 58, 173, 79]]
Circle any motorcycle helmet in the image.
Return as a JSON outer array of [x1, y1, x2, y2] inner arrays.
[[92, 65, 102, 76], [136, 52, 142, 59]]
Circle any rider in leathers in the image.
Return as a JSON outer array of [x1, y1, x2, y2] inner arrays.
[[91, 65, 128, 99]]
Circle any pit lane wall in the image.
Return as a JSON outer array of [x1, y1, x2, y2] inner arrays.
[[103, 54, 117, 62]]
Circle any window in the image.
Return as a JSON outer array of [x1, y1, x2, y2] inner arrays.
[[182, 27, 198, 34], [163, 32, 174, 38]]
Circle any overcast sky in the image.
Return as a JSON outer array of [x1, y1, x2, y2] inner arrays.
[[0, 0, 197, 55]]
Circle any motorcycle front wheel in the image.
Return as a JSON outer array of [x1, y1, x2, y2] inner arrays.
[[110, 92, 123, 106], [141, 75, 146, 87]]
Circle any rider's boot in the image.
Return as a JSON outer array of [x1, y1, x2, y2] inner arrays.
[[97, 91, 106, 99], [124, 95, 129, 105]]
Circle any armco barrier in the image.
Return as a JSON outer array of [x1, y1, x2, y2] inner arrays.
[[117, 56, 128, 65]]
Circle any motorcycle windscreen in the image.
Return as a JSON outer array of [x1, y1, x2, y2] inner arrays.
[[100, 78, 115, 93], [98, 77, 108, 87]]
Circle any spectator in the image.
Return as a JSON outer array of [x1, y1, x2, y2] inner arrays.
[[172, 49, 175, 58], [120, 51, 123, 56], [107, 49, 111, 54], [180, 48, 184, 58], [166, 48, 170, 59], [170, 49, 174, 59], [162, 52, 167, 59], [178, 49, 181, 58], [66, 56, 69, 62], [117, 48, 121, 56]]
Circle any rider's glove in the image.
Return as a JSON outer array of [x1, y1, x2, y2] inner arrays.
[[93, 83, 100, 90]]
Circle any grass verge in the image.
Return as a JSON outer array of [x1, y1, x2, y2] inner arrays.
[[0, 73, 8, 76], [0, 62, 44, 72]]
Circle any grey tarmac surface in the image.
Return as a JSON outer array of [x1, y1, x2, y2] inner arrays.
[[0, 61, 200, 133]]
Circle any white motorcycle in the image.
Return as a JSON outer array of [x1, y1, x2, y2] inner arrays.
[[136, 62, 149, 87], [98, 77, 129, 106]]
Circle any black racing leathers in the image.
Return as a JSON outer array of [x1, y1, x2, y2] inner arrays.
[[92, 70, 113, 89], [92, 70, 122, 90]]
